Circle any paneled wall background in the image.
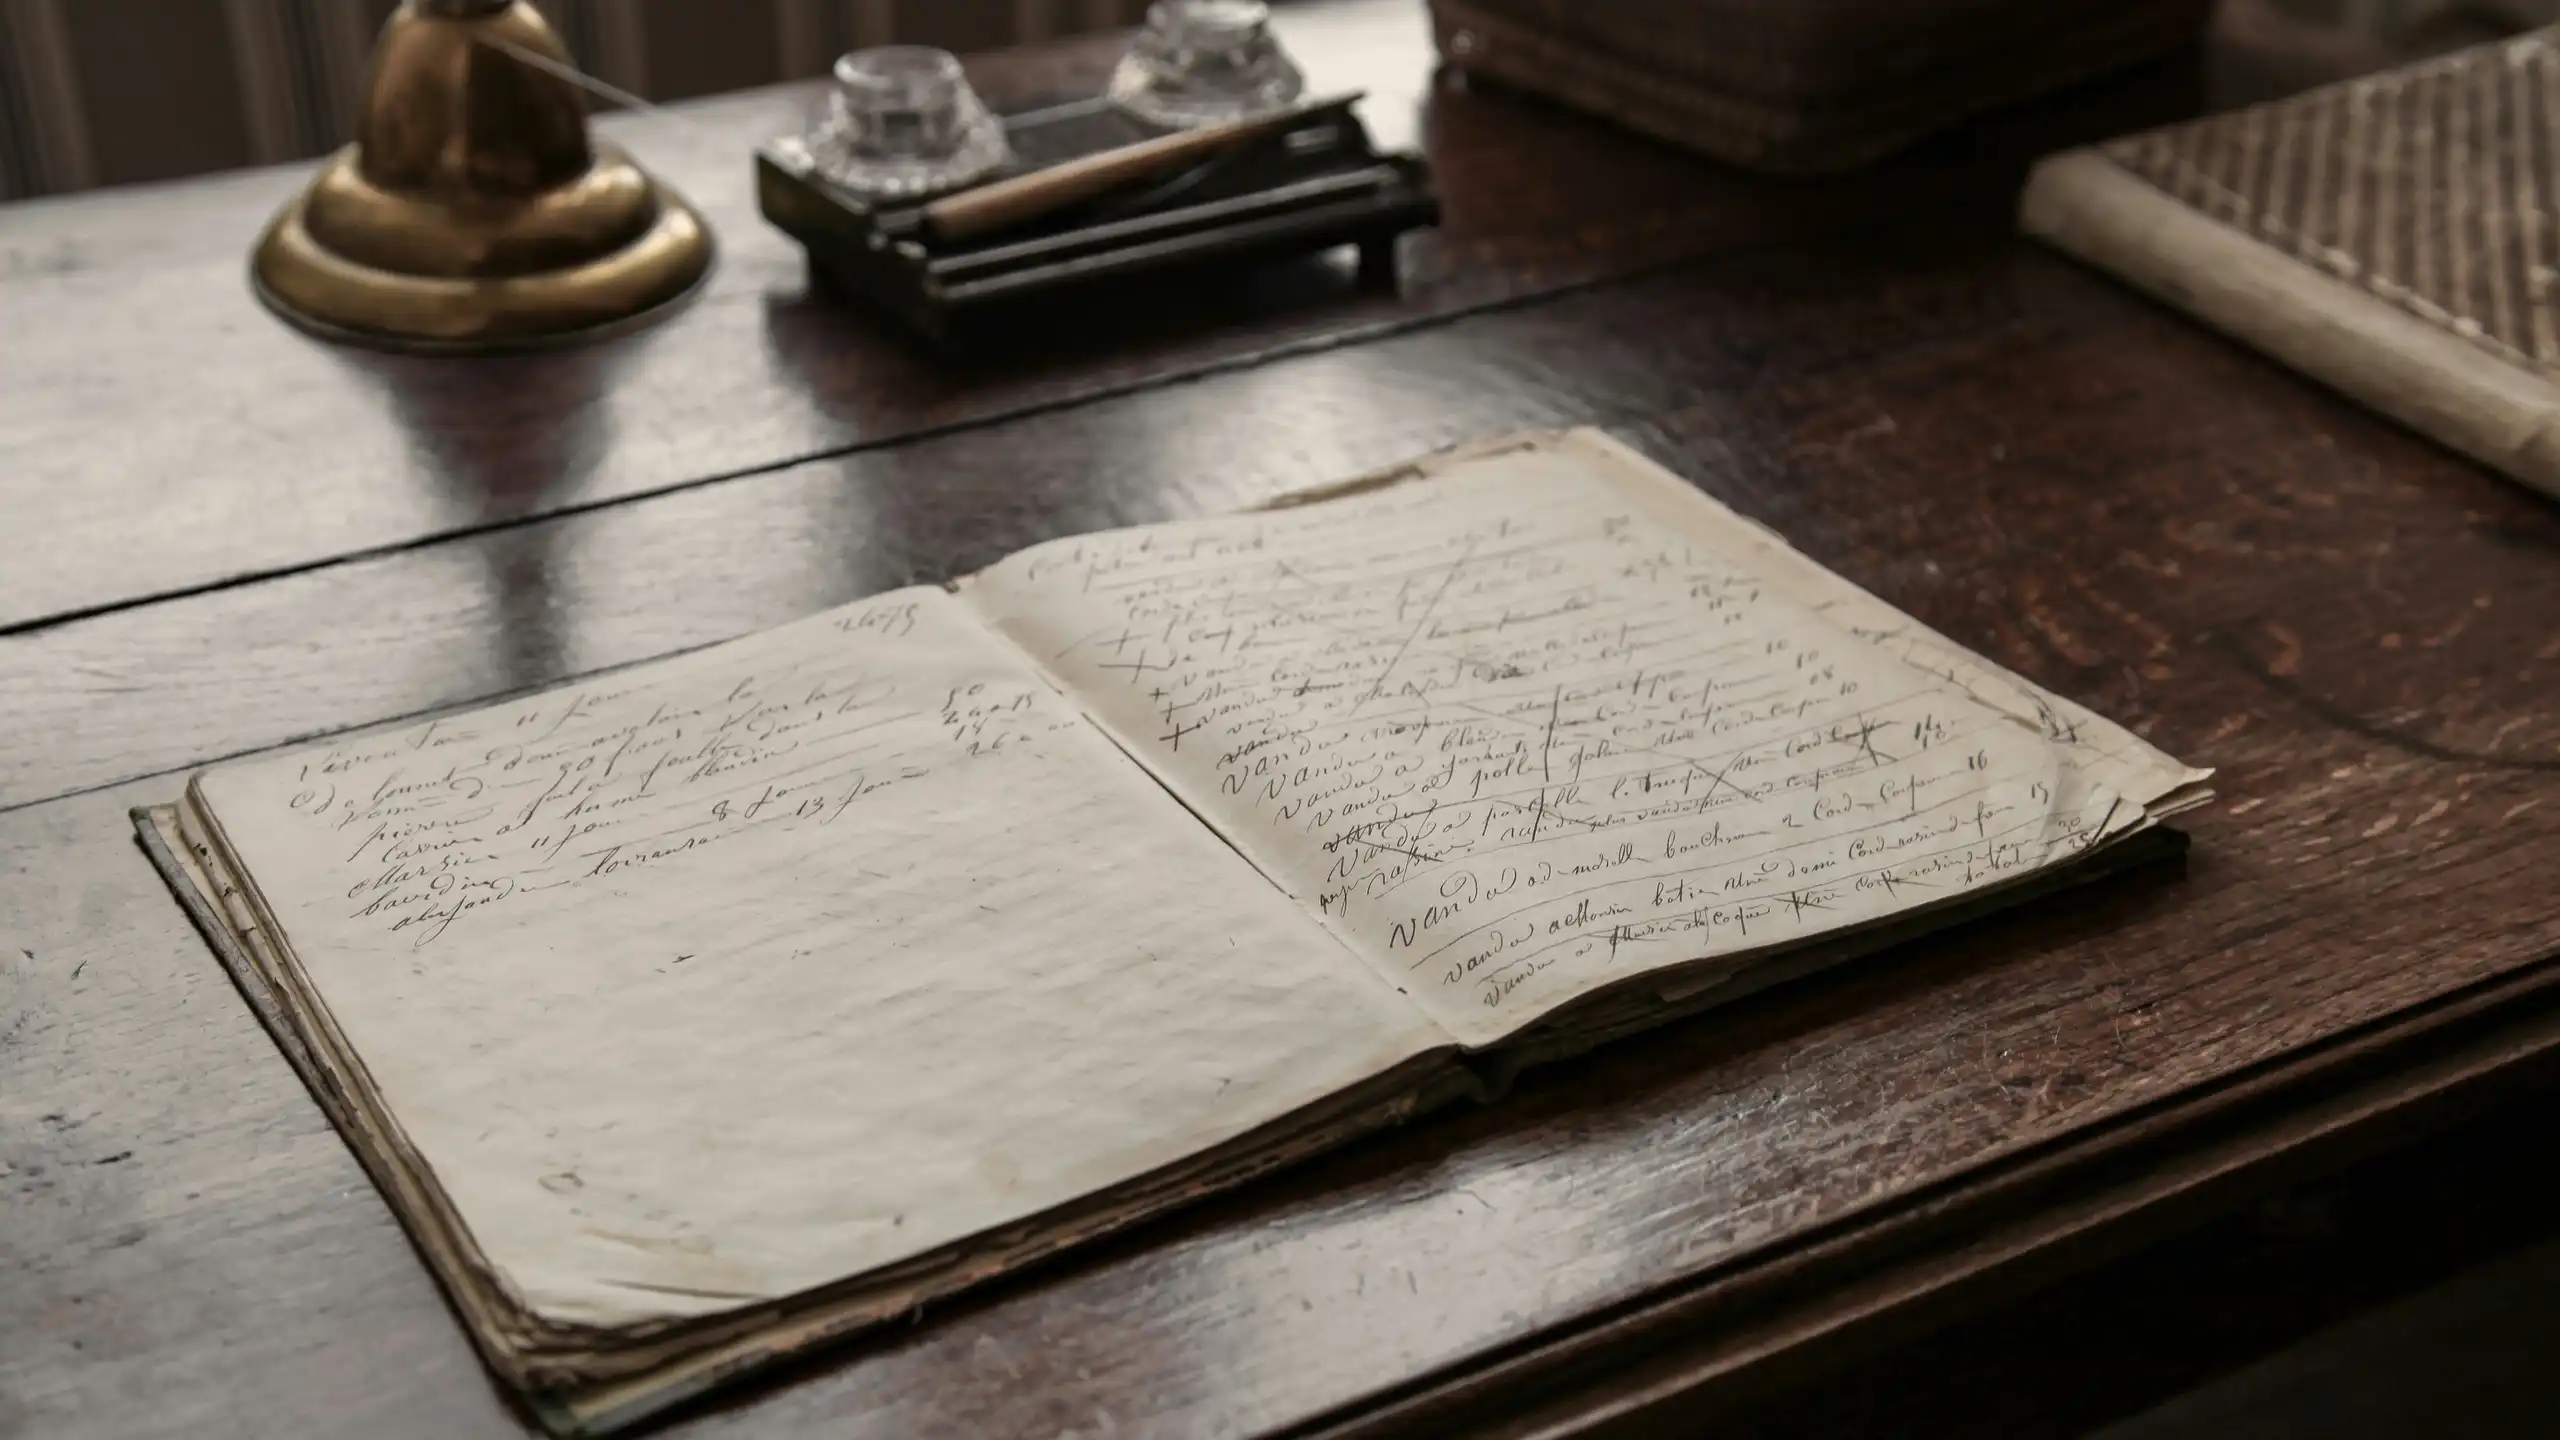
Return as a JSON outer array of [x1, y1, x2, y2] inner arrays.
[[0, 0, 1153, 201]]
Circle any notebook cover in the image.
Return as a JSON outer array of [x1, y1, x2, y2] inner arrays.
[[2022, 29, 2560, 498]]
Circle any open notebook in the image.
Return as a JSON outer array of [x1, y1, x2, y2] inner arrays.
[[138, 429, 2208, 1433]]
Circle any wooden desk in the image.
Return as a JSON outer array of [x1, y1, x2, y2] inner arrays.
[[6, 3, 2558, 1436]]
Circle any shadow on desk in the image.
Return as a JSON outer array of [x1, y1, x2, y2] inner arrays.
[[2102, 1232, 2560, 1440], [1721, 1084, 2560, 1440]]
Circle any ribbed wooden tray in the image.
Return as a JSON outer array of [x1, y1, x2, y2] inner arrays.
[[1430, 0, 2214, 173]]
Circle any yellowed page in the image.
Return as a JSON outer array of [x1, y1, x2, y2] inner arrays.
[[964, 439, 2137, 1047], [193, 586, 1443, 1329], [1552, 431, 2210, 815]]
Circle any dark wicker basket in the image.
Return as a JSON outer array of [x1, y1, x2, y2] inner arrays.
[[1429, 0, 2216, 174]]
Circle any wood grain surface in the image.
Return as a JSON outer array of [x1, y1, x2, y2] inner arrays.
[[7, 5, 2560, 1439], [0, 0, 2204, 633], [12, 216, 2560, 810]]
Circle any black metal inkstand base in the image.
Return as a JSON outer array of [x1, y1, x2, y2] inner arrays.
[[756, 96, 1437, 355]]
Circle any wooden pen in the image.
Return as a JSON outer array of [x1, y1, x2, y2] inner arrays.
[[924, 92, 1364, 244]]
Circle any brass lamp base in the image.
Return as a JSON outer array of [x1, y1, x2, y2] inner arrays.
[[251, 0, 713, 353], [253, 144, 711, 352]]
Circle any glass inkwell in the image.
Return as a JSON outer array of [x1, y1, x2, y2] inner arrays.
[[791, 46, 1011, 201], [1109, 1, 1308, 130]]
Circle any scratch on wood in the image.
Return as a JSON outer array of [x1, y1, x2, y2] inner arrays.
[[2016, 576, 2104, 667], [2262, 621, 2303, 676], [2214, 629, 2560, 772]]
